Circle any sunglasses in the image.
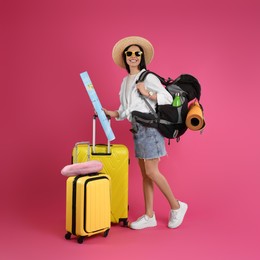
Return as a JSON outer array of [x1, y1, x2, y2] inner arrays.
[[124, 51, 143, 57]]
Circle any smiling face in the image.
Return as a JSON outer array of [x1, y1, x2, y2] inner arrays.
[[125, 45, 142, 73]]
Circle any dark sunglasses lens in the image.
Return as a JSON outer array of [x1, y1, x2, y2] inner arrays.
[[125, 51, 142, 57]]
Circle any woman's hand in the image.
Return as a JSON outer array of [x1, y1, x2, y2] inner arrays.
[[102, 108, 119, 118], [136, 82, 149, 97]]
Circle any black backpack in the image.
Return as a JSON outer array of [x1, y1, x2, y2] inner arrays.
[[131, 70, 202, 142]]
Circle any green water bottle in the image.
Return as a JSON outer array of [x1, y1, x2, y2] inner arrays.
[[172, 93, 182, 107]]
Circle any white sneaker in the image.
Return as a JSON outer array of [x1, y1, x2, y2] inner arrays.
[[130, 213, 157, 230], [168, 201, 188, 228]]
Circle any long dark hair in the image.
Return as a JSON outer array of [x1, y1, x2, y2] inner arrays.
[[122, 44, 147, 73]]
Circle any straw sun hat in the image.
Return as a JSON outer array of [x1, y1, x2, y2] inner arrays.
[[112, 36, 154, 68]]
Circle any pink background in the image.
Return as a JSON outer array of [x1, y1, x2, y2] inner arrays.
[[1, 0, 259, 259]]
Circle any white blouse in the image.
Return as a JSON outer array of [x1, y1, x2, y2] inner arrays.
[[116, 69, 173, 122]]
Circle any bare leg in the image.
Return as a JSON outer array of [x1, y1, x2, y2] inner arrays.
[[138, 159, 154, 217], [144, 158, 180, 210]]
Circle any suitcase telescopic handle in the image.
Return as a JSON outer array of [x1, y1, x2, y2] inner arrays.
[[92, 115, 111, 154]]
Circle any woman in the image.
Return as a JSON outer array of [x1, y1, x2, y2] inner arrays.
[[103, 36, 188, 230]]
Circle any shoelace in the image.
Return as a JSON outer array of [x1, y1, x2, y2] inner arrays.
[[170, 211, 178, 220], [135, 215, 150, 223]]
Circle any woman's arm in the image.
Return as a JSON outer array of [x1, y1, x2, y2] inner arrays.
[[144, 74, 173, 105], [136, 82, 157, 101]]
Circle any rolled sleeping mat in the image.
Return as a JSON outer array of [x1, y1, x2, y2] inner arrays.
[[185, 101, 205, 131]]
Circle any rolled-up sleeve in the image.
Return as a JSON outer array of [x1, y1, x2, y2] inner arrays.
[[116, 104, 128, 121], [157, 91, 172, 105]]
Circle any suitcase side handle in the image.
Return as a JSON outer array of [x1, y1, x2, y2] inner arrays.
[[92, 115, 111, 154]]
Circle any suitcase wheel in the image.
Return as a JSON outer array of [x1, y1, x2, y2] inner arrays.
[[77, 236, 84, 244], [104, 229, 110, 237], [122, 219, 129, 227], [119, 218, 129, 227], [65, 232, 71, 240]]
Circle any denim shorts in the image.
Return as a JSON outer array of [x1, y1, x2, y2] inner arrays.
[[132, 122, 166, 159]]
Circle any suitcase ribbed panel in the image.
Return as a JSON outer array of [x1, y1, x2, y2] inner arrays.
[[84, 177, 111, 233], [72, 143, 128, 223], [72, 143, 129, 223]]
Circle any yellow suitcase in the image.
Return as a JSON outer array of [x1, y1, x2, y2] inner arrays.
[[72, 116, 129, 226], [65, 174, 111, 244]]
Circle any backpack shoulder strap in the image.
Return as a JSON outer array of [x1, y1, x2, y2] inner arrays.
[[136, 70, 169, 85], [134, 70, 158, 117], [136, 70, 151, 82]]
